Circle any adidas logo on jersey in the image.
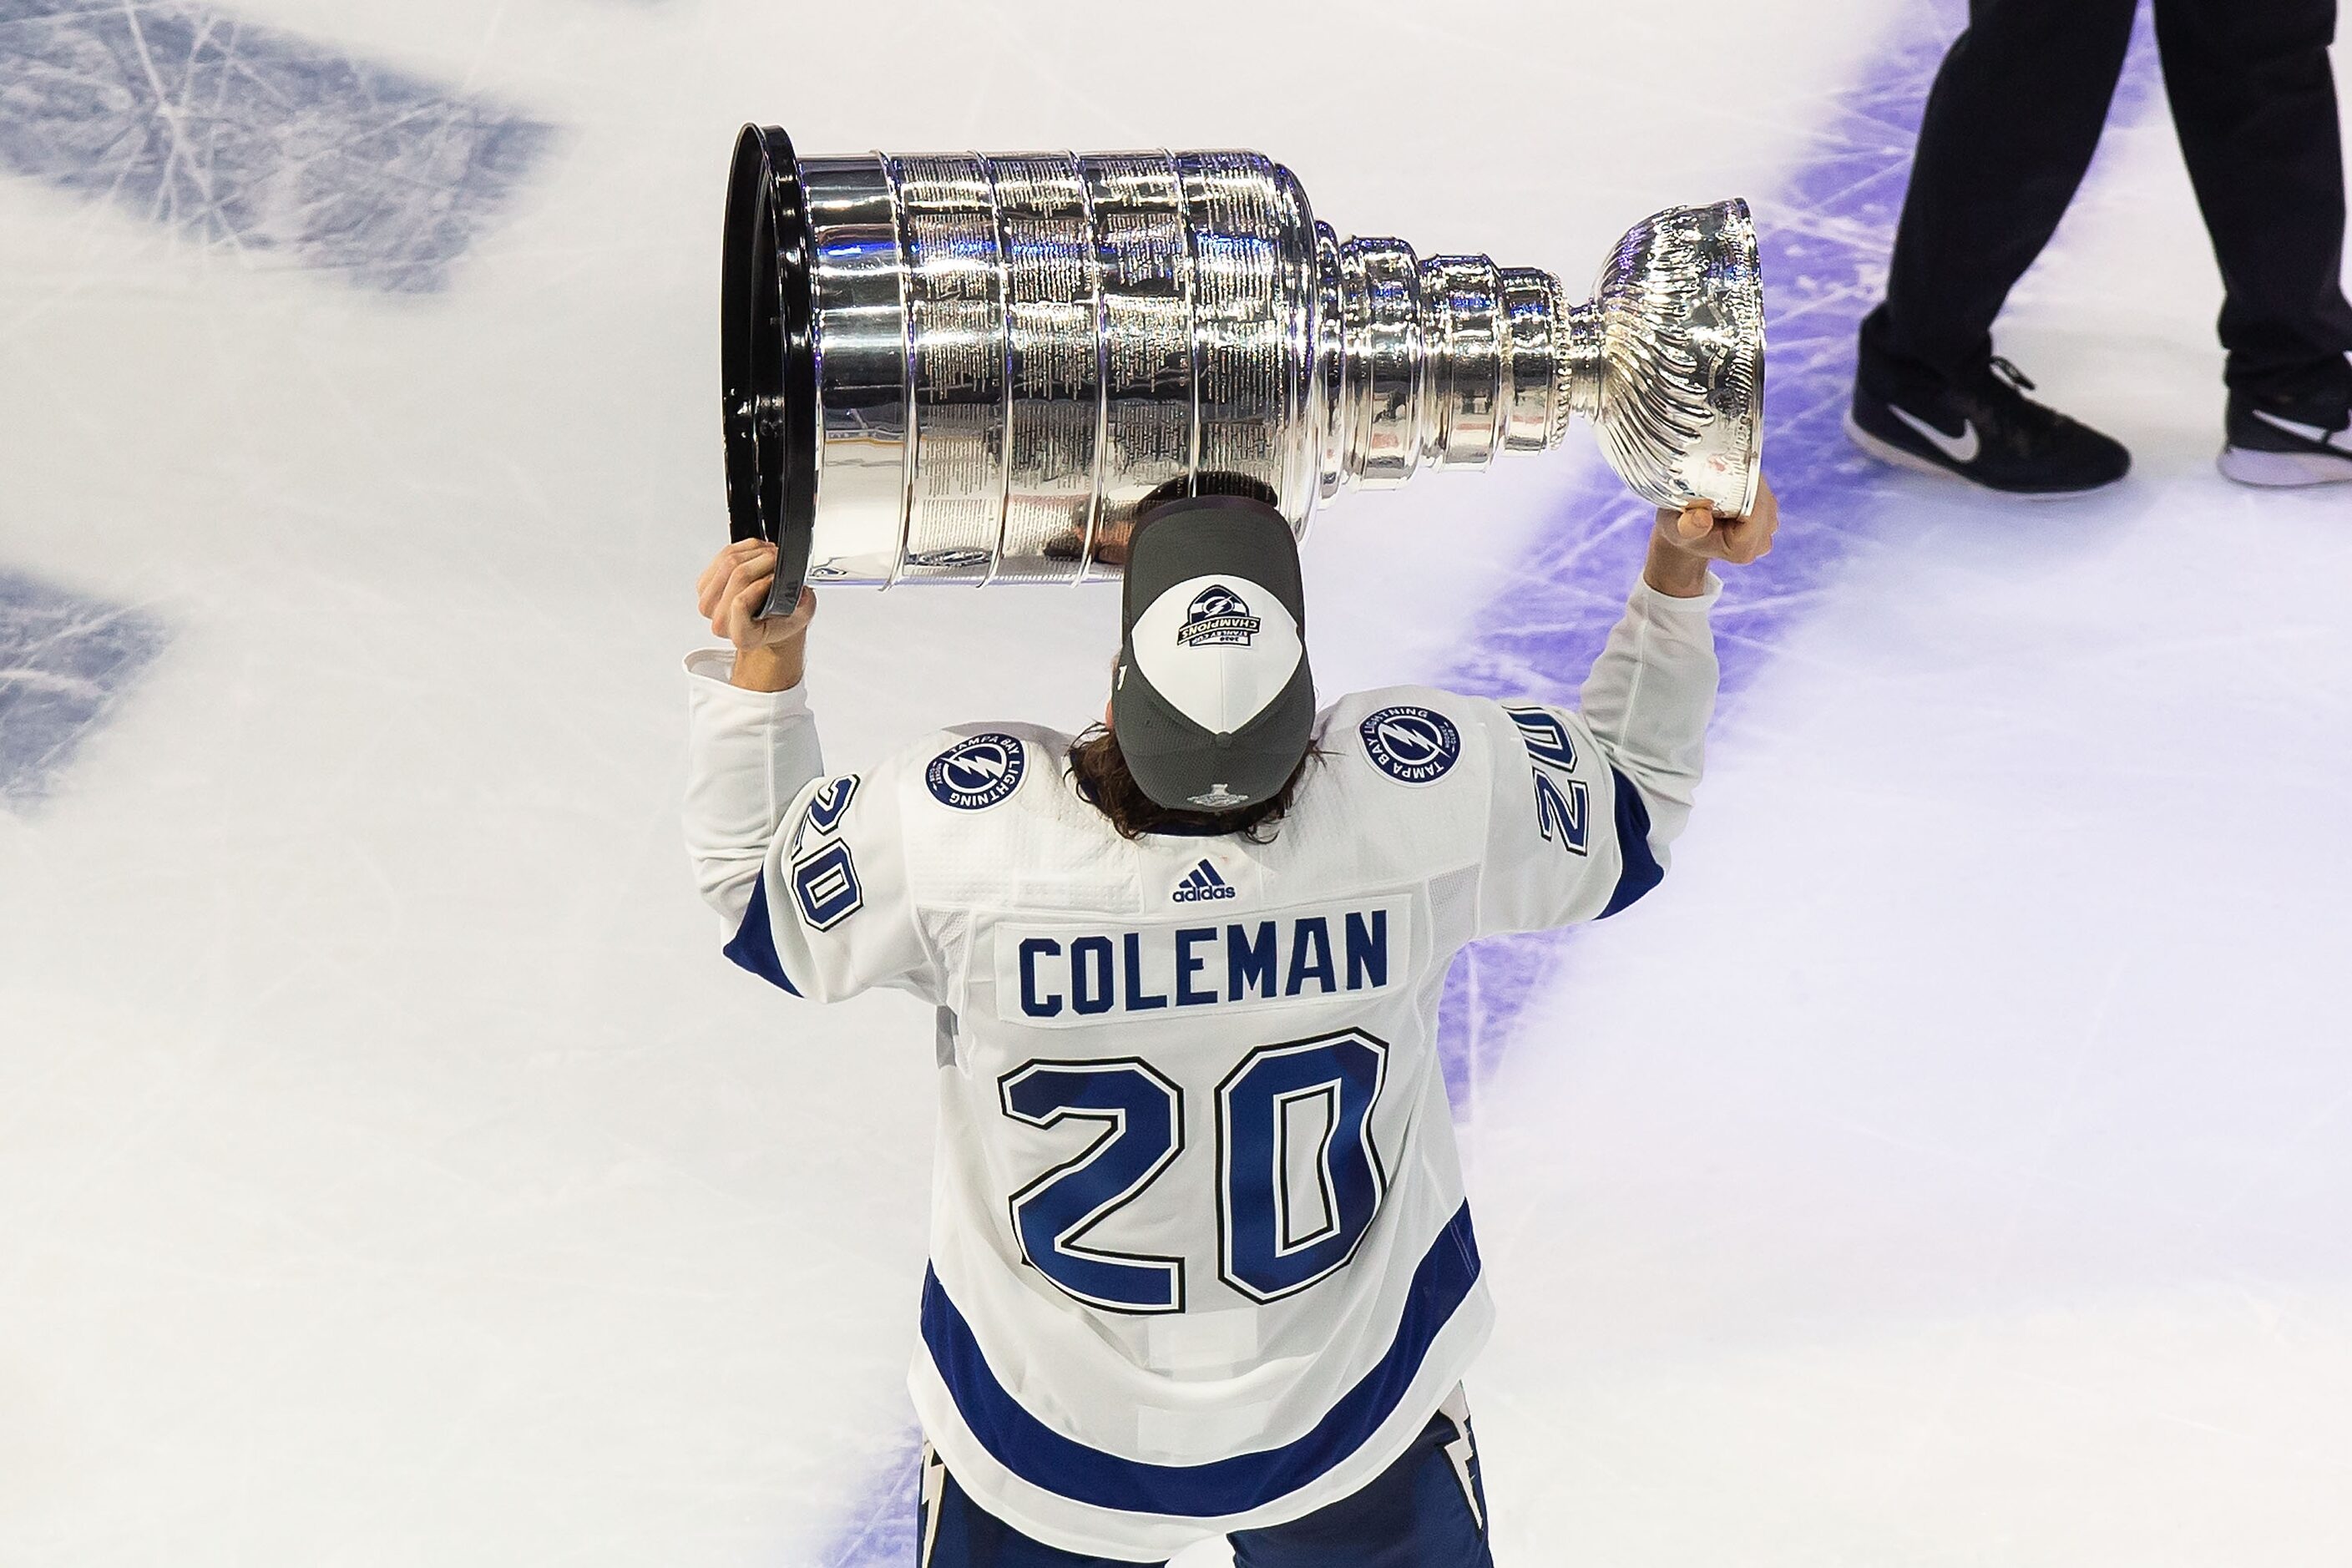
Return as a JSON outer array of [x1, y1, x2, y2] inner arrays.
[[1172, 859, 1237, 903]]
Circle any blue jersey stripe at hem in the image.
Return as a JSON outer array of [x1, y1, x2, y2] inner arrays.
[[919, 1201, 1482, 1519], [722, 870, 802, 995]]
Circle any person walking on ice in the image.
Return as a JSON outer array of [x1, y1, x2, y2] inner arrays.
[[682, 477, 1778, 1565], [1844, 0, 2352, 493]]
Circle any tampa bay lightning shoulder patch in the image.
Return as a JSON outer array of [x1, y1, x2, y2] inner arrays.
[[1358, 706, 1461, 785], [926, 733, 1027, 811]]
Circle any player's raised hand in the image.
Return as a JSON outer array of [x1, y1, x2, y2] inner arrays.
[[1640, 473, 1777, 599], [1657, 473, 1779, 567], [697, 539, 816, 691], [698, 539, 816, 650]]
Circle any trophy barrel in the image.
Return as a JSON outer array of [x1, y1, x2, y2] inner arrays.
[[721, 127, 1764, 599]]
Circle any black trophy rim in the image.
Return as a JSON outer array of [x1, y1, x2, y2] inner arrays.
[[721, 124, 817, 609]]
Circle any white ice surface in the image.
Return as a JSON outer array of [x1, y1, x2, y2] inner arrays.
[[2, 2, 2348, 1564]]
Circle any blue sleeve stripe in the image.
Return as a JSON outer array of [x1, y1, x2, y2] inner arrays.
[[722, 870, 802, 995], [918, 1202, 1482, 1518], [1598, 766, 1666, 919]]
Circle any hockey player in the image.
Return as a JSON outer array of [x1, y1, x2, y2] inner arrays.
[[684, 478, 1778, 1565]]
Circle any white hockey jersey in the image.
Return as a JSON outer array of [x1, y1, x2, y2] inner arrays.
[[682, 576, 1720, 1560]]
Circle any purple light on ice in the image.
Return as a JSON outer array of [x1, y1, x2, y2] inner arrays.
[[1434, 5, 2166, 1102]]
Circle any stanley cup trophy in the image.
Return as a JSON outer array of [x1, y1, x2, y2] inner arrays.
[[721, 125, 1763, 607]]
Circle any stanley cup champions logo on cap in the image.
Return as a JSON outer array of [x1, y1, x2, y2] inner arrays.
[[1177, 584, 1261, 648]]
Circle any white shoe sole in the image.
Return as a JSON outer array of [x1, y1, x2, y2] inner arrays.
[[2218, 443, 2352, 487], [1842, 411, 2122, 500]]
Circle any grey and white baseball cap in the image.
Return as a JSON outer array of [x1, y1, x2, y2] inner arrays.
[[1112, 495, 1316, 813]]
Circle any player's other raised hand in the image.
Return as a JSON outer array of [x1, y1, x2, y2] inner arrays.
[[1643, 473, 1778, 597], [697, 539, 816, 690], [1662, 473, 1779, 566]]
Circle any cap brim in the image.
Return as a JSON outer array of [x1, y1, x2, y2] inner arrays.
[[1117, 655, 1316, 811]]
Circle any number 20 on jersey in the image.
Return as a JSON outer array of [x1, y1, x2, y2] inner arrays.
[[998, 1029, 1390, 1313]]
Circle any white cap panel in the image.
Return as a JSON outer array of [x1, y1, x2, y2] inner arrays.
[[1128, 574, 1304, 734]]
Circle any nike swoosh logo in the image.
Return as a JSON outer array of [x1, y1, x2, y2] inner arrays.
[[1889, 404, 1981, 463], [2251, 407, 2352, 453]]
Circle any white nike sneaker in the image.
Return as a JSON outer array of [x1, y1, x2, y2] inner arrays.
[[2220, 384, 2352, 487]]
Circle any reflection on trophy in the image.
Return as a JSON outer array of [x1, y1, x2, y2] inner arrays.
[[721, 125, 1763, 603]]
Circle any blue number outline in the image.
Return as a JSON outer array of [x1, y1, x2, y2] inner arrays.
[[1502, 703, 1579, 771], [1532, 771, 1590, 856], [789, 841, 864, 928], [1215, 1028, 1391, 1304], [791, 774, 861, 854], [1270, 1081, 1343, 1252], [999, 1058, 1188, 1314]]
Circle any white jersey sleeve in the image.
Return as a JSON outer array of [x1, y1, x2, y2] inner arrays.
[[1469, 572, 1721, 936], [681, 650, 940, 1004]]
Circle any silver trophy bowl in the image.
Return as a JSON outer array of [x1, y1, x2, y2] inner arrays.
[[721, 125, 1763, 602]]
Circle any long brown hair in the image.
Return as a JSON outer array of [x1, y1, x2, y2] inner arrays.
[[1066, 726, 1314, 842]]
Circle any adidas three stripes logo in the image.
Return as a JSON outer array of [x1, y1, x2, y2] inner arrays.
[[1171, 859, 1237, 903]]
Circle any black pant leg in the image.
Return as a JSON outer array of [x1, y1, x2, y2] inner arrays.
[[918, 1445, 1164, 1568], [1228, 1409, 1491, 1568], [2152, 0, 2352, 395], [1875, 0, 2141, 382]]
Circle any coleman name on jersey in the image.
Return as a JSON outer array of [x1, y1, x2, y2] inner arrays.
[[993, 898, 1414, 1026]]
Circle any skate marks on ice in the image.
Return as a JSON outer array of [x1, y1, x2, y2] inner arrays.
[[0, 572, 164, 811], [1431, 5, 2168, 1102], [821, 1428, 924, 1568], [0, 2, 546, 787], [0, 0, 554, 291]]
